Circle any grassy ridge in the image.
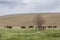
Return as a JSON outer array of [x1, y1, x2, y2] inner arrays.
[[0, 13, 60, 26], [0, 29, 60, 40]]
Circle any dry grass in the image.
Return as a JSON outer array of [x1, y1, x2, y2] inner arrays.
[[0, 13, 60, 27]]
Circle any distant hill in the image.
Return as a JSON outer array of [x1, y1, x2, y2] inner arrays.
[[0, 13, 60, 27]]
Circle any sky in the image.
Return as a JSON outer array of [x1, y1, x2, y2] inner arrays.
[[0, 0, 60, 16]]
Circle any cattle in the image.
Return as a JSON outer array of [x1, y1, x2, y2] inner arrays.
[[43, 26, 46, 29], [29, 26, 34, 28], [21, 26, 26, 28], [4, 26, 12, 29], [48, 26, 52, 28], [35, 26, 46, 30], [53, 26, 57, 28], [39, 26, 46, 30]]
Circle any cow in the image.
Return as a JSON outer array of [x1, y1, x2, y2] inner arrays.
[[35, 26, 46, 30], [48, 26, 52, 28], [4, 26, 12, 29], [21, 26, 26, 28], [29, 26, 34, 28], [53, 26, 57, 28], [43, 26, 46, 29]]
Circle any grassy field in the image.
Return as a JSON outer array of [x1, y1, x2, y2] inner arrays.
[[0, 28, 60, 40]]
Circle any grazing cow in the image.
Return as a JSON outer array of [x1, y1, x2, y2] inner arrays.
[[48, 26, 52, 28], [4, 26, 12, 29], [21, 26, 26, 28], [35, 26, 46, 30], [29, 26, 34, 28], [43, 26, 46, 29], [53, 26, 57, 28]]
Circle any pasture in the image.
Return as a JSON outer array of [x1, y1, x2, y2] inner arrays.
[[0, 28, 60, 40]]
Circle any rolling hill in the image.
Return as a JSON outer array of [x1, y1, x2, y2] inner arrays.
[[0, 13, 60, 27]]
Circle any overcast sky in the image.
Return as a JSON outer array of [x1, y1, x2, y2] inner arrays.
[[0, 0, 60, 16]]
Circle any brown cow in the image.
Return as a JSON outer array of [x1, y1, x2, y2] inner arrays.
[[4, 26, 12, 29], [35, 26, 46, 30], [43, 26, 46, 29], [21, 26, 26, 28], [48, 26, 52, 28], [29, 26, 34, 28], [53, 26, 57, 28]]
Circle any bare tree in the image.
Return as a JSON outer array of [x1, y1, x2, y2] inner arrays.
[[35, 14, 45, 30]]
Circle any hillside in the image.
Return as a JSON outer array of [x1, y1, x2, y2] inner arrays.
[[0, 13, 60, 27]]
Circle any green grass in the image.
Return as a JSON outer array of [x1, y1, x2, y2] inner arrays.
[[0, 28, 60, 40]]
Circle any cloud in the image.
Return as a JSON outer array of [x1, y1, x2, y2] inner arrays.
[[0, 0, 60, 16]]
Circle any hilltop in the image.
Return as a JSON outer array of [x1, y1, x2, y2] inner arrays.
[[0, 13, 60, 27]]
